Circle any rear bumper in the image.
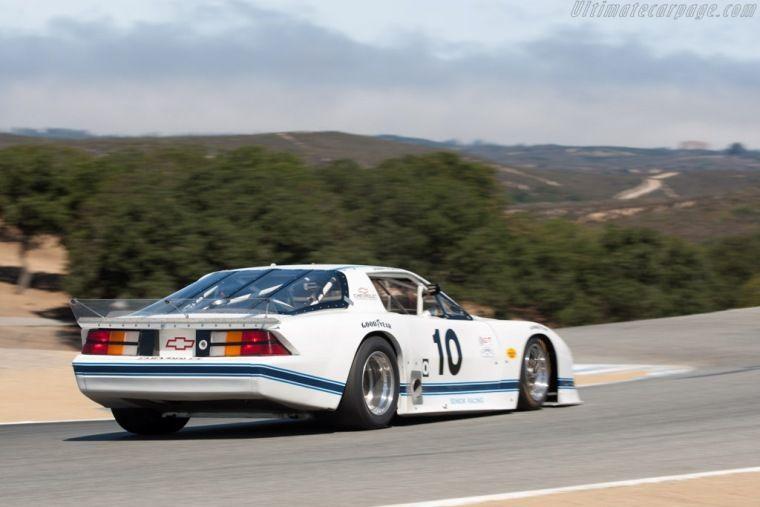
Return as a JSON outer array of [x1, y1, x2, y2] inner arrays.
[[72, 356, 344, 412]]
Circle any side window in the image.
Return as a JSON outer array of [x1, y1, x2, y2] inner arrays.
[[370, 277, 418, 315], [422, 293, 445, 317], [439, 293, 471, 320]]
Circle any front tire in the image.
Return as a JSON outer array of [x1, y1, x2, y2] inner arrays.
[[517, 336, 552, 410], [333, 336, 399, 430], [112, 408, 189, 435]]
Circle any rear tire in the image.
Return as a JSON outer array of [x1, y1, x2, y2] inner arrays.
[[517, 336, 552, 410], [332, 336, 399, 430], [112, 408, 189, 435]]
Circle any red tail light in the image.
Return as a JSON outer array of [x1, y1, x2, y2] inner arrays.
[[82, 329, 110, 355], [239, 330, 290, 356], [82, 329, 138, 355]]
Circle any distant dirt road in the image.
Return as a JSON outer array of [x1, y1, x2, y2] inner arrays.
[[615, 171, 679, 200]]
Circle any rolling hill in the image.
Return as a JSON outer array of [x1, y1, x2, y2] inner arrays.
[[3, 130, 759, 241], [382, 136, 760, 240], [0, 131, 437, 167]]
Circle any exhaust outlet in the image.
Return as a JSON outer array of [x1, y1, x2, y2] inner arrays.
[[409, 370, 423, 405]]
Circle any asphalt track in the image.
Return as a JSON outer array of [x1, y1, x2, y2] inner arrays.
[[1, 307, 758, 506]]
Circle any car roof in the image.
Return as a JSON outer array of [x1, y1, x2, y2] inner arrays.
[[232, 264, 429, 281]]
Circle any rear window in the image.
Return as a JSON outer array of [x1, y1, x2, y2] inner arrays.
[[140, 269, 348, 315]]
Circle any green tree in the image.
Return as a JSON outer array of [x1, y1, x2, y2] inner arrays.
[[739, 274, 760, 307], [363, 153, 505, 273], [0, 145, 91, 291], [65, 146, 354, 298], [56, 143, 754, 326], [725, 142, 747, 156], [707, 232, 760, 307], [65, 149, 208, 297]]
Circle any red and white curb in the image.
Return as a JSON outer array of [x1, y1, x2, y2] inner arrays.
[[574, 363, 692, 385]]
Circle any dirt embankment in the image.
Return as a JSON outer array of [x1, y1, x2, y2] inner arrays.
[[0, 348, 108, 423], [0, 234, 67, 275], [476, 471, 760, 507], [0, 234, 77, 351]]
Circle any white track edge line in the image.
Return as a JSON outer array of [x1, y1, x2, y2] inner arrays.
[[381, 466, 760, 507], [0, 418, 111, 426]]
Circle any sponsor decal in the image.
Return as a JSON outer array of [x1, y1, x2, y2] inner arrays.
[[478, 336, 493, 346], [361, 319, 392, 329], [450, 396, 485, 405], [422, 358, 430, 377], [353, 287, 378, 300], [480, 347, 495, 358], [166, 337, 195, 351], [507, 347, 517, 359]]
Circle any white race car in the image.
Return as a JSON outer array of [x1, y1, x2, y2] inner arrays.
[[71, 265, 580, 434]]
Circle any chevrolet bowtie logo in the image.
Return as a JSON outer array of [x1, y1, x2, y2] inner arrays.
[[166, 337, 195, 351]]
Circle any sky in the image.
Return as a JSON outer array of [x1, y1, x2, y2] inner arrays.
[[0, 0, 758, 147]]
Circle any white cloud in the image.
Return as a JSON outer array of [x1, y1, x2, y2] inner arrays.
[[0, 3, 758, 147]]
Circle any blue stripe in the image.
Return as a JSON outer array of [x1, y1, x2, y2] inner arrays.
[[73, 362, 345, 388], [398, 380, 520, 396], [73, 363, 344, 395], [413, 379, 517, 386], [398, 377, 576, 396]]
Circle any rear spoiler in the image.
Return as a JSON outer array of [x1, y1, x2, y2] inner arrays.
[[70, 298, 281, 329], [75, 317, 280, 330]]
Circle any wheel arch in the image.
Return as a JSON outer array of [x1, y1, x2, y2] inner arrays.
[[528, 333, 559, 403], [361, 330, 404, 367], [336, 331, 404, 392]]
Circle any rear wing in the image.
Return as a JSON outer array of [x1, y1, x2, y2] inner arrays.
[[69, 298, 280, 329]]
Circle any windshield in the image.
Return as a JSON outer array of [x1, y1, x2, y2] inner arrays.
[[137, 269, 347, 315]]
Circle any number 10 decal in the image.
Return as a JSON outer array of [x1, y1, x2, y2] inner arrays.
[[433, 329, 462, 375]]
